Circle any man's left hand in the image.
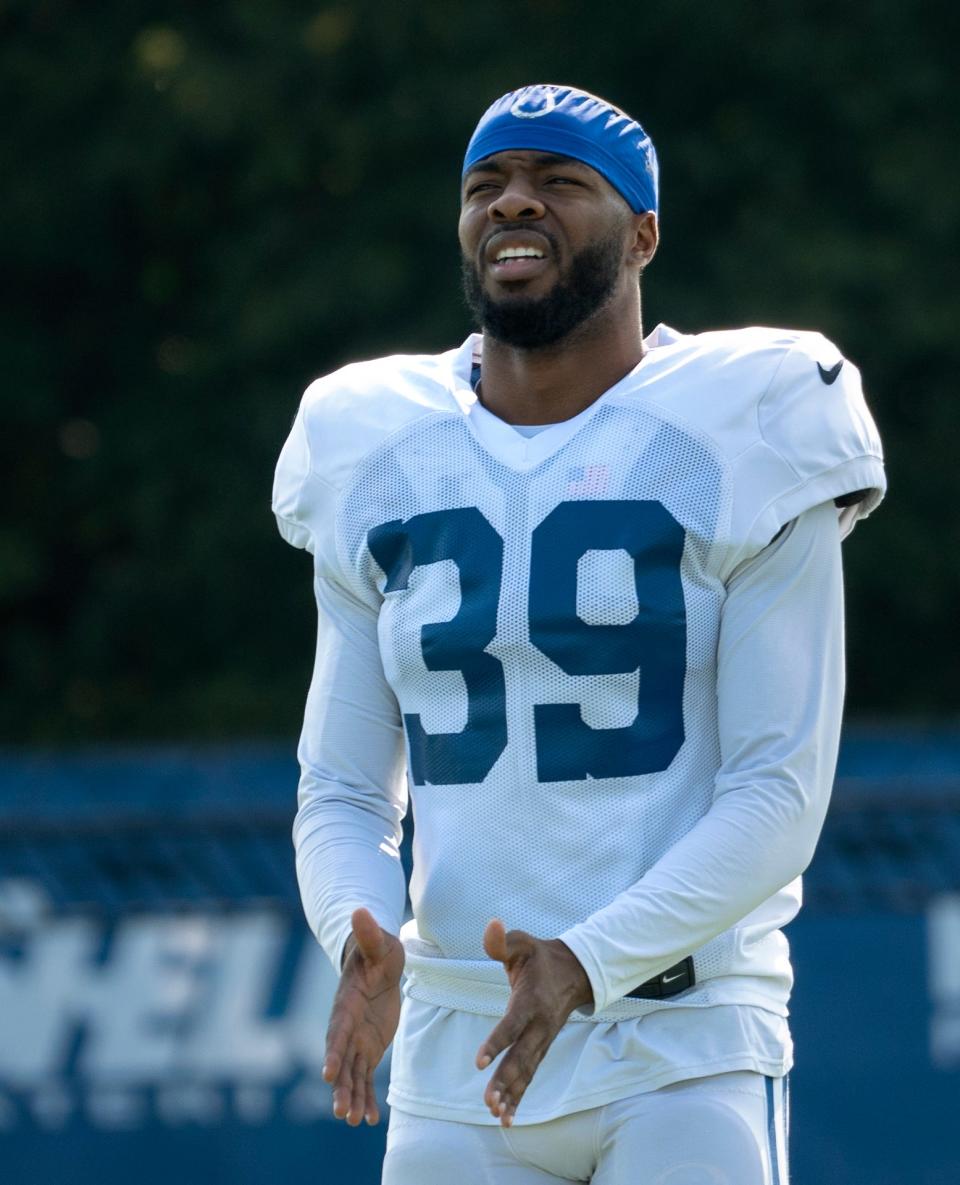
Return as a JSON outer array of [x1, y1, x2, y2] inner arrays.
[[476, 919, 593, 1126]]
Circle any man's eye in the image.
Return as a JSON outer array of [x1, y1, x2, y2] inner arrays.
[[546, 176, 578, 186], [466, 182, 497, 197]]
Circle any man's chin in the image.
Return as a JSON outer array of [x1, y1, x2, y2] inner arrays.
[[483, 274, 554, 303], [481, 307, 575, 350], [484, 292, 547, 317], [462, 253, 614, 350]]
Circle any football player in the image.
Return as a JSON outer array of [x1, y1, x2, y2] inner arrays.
[[273, 85, 885, 1183]]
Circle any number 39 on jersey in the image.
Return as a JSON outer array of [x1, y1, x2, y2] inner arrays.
[[368, 499, 687, 787]]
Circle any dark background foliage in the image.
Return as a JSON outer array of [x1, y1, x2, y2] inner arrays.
[[2, 0, 957, 742]]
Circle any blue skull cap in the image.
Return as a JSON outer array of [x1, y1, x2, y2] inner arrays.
[[463, 84, 658, 215]]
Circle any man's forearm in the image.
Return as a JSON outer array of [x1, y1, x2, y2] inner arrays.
[[295, 800, 406, 971]]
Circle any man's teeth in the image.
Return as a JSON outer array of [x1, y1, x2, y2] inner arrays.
[[496, 247, 544, 261]]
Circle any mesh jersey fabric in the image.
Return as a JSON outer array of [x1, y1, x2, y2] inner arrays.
[[297, 498, 837, 1122], [273, 323, 885, 1026]]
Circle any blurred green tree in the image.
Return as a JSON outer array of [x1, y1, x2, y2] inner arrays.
[[0, 0, 956, 741]]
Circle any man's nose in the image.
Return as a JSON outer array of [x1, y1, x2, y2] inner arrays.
[[488, 181, 545, 222]]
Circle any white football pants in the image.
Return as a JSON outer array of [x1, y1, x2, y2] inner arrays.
[[382, 1071, 788, 1185]]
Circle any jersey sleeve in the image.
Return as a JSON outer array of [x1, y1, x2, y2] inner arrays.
[[272, 380, 409, 969], [559, 499, 845, 1013], [730, 332, 886, 562]]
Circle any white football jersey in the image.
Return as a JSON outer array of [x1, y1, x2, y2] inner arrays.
[[273, 324, 885, 1041]]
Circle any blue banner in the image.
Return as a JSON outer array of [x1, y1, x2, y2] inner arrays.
[[1, 741, 957, 1184]]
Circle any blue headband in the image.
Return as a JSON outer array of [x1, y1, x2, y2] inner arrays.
[[463, 84, 659, 215]]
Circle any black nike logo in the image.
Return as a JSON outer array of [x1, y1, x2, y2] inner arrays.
[[817, 360, 844, 385]]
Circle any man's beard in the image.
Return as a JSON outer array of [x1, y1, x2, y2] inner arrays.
[[461, 229, 625, 350]]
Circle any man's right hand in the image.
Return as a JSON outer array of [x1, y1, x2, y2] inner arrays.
[[322, 907, 404, 1126]]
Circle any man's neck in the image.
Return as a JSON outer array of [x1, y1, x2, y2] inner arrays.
[[477, 307, 647, 426]]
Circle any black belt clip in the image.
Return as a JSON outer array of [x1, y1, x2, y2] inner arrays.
[[626, 956, 695, 1000]]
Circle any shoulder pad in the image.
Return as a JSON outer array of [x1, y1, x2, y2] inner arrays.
[[743, 328, 886, 554], [272, 350, 461, 556]]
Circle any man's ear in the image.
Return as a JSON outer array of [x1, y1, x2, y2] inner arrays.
[[630, 211, 658, 268]]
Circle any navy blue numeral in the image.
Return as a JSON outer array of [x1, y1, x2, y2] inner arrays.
[[529, 501, 686, 781], [368, 508, 507, 785], [368, 501, 686, 786]]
